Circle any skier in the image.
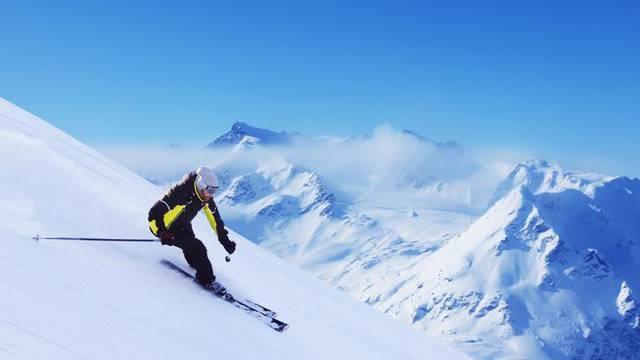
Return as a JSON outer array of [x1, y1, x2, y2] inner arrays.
[[148, 166, 236, 288]]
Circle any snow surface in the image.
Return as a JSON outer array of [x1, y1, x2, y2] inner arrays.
[[0, 98, 470, 360]]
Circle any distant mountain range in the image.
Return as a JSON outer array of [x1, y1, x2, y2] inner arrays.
[[208, 121, 462, 151], [203, 123, 640, 359]]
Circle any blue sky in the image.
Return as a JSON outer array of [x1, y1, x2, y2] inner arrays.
[[1, 1, 639, 176]]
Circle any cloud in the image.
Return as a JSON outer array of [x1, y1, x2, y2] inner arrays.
[[287, 124, 477, 185], [96, 125, 521, 209]]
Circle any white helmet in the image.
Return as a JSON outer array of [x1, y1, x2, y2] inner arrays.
[[195, 166, 219, 194]]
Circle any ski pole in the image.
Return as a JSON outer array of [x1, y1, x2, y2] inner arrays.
[[33, 234, 158, 242]]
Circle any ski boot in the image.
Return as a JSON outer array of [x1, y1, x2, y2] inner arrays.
[[204, 280, 227, 296]]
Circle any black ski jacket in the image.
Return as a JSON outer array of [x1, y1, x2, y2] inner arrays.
[[148, 171, 228, 242]]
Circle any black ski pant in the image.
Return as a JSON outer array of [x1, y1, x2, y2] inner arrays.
[[171, 224, 215, 285]]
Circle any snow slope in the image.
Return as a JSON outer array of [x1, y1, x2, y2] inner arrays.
[[0, 98, 469, 360]]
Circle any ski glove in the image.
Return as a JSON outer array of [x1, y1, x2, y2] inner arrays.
[[219, 230, 236, 254], [222, 239, 236, 255], [158, 231, 176, 246]]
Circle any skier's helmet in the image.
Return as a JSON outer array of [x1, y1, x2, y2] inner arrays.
[[195, 166, 219, 194]]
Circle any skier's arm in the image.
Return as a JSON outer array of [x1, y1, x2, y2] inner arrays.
[[148, 199, 171, 235], [204, 200, 236, 254], [148, 173, 191, 235]]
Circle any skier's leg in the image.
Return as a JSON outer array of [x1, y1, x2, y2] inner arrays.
[[184, 252, 196, 269], [174, 231, 215, 285], [190, 238, 215, 285]]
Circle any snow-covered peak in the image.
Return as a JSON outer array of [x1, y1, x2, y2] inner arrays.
[[220, 160, 337, 218], [487, 158, 613, 208], [208, 121, 296, 148]]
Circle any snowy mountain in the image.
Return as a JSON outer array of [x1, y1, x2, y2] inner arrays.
[[0, 97, 469, 360], [200, 123, 640, 359], [208, 121, 298, 148], [376, 160, 640, 359], [487, 159, 612, 208], [210, 152, 472, 290]]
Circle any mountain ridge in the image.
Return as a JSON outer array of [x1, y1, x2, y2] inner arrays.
[[208, 121, 298, 148]]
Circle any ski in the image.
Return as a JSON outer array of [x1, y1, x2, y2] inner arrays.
[[243, 298, 277, 318], [160, 259, 289, 332]]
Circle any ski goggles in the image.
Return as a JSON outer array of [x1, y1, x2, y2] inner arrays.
[[197, 177, 219, 194], [204, 185, 218, 194]]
